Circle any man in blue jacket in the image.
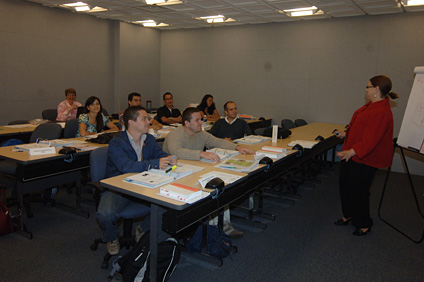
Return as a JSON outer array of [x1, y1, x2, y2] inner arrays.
[[97, 106, 176, 255]]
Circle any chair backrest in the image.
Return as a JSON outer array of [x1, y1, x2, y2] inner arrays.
[[8, 120, 29, 125], [281, 119, 295, 130], [90, 147, 108, 182], [29, 123, 63, 143], [42, 109, 58, 121], [63, 118, 79, 138], [254, 127, 269, 136], [295, 119, 308, 127]]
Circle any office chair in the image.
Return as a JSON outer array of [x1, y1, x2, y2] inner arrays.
[[88, 147, 150, 269], [41, 109, 58, 121], [295, 119, 308, 127], [0, 123, 63, 217], [281, 119, 295, 130], [63, 118, 79, 138]]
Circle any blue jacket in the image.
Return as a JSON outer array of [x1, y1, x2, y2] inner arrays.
[[106, 131, 168, 178]]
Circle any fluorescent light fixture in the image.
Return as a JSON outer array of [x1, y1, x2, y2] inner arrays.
[[196, 15, 228, 24], [88, 6, 108, 13], [403, 0, 424, 5], [145, 0, 166, 4], [133, 20, 169, 27], [62, 2, 87, 7], [281, 6, 318, 17], [156, 0, 182, 5], [75, 5, 90, 11]]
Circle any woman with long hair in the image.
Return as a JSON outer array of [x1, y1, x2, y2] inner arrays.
[[197, 94, 220, 122], [76, 96, 118, 137]]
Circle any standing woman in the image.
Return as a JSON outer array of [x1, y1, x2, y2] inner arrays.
[[197, 94, 220, 122], [334, 75, 399, 236], [76, 96, 119, 137]]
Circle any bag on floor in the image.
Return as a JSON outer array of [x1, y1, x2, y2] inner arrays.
[[109, 230, 180, 282], [0, 187, 16, 236], [186, 224, 237, 259]]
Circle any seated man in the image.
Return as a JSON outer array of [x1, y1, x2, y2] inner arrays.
[[156, 92, 182, 125], [209, 101, 252, 140], [97, 106, 176, 255], [163, 107, 255, 238], [56, 88, 82, 121], [120, 92, 162, 131]]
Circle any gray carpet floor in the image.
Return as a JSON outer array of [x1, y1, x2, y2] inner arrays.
[[1, 163, 424, 282]]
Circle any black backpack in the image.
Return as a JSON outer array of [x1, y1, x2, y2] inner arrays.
[[108, 230, 180, 282]]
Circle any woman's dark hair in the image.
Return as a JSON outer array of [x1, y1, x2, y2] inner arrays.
[[370, 75, 399, 99], [197, 94, 216, 115], [83, 96, 104, 133]]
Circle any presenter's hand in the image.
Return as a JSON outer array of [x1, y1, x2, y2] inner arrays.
[[200, 151, 220, 162], [337, 149, 356, 162], [333, 130, 346, 138], [236, 146, 255, 155]]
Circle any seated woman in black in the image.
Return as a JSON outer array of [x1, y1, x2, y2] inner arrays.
[[197, 94, 220, 122]]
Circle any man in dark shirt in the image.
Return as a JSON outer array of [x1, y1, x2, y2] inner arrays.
[[209, 101, 252, 140], [156, 92, 182, 125]]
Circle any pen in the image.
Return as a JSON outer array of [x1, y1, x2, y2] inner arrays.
[[166, 165, 177, 173], [220, 166, 237, 169]]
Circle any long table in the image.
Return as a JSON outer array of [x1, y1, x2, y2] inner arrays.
[[100, 122, 344, 281], [0, 139, 104, 238]]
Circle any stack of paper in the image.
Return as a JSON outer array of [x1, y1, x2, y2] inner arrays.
[[14, 143, 56, 155], [50, 139, 74, 148], [239, 114, 255, 120], [124, 171, 174, 188], [216, 158, 258, 172], [159, 183, 207, 204], [72, 142, 98, 151], [256, 145, 287, 159], [201, 148, 240, 162], [288, 140, 319, 149], [198, 171, 243, 188], [233, 135, 271, 145]]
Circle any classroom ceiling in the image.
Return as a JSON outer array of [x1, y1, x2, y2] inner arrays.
[[25, 0, 424, 29]]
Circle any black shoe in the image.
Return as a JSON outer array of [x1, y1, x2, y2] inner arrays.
[[334, 218, 352, 226], [353, 227, 371, 236]]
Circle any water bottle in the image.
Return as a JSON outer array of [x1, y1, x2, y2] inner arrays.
[[203, 115, 207, 123], [146, 100, 152, 112]]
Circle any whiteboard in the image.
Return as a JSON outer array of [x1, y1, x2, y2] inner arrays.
[[397, 66, 424, 154]]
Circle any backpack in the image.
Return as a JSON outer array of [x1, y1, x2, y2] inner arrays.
[[186, 224, 237, 259], [0, 186, 17, 236], [108, 230, 180, 282], [88, 132, 119, 144]]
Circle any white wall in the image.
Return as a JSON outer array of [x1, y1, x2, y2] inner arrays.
[[0, 0, 161, 123], [159, 13, 424, 175]]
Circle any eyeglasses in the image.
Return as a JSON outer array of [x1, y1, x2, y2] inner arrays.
[[66, 93, 76, 96], [140, 116, 152, 122], [365, 86, 375, 89]]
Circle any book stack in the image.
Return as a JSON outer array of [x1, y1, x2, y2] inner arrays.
[[124, 171, 174, 188], [15, 143, 56, 155], [256, 145, 287, 159], [233, 135, 271, 145], [159, 183, 207, 204]]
